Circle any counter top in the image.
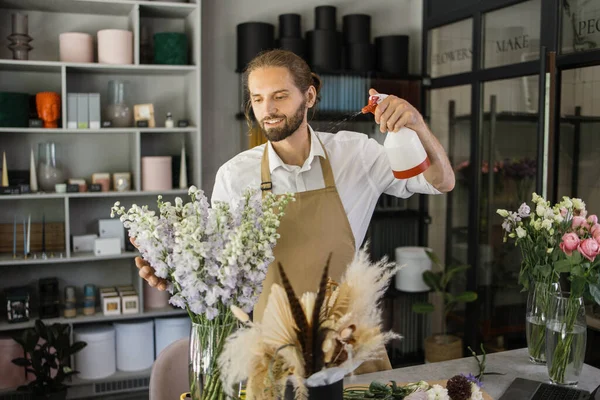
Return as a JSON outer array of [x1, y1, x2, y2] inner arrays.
[[343, 348, 600, 399]]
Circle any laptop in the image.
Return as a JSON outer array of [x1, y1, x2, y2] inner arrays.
[[498, 378, 600, 400]]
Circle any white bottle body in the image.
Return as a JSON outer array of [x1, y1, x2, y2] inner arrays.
[[369, 94, 430, 179]]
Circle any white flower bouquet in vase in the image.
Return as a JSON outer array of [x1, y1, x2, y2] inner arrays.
[[110, 186, 294, 400]]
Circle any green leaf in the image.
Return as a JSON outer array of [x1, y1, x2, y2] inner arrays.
[[443, 264, 470, 287], [589, 284, 600, 306], [454, 291, 478, 303], [12, 357, 31, 367], [554, 260, 571, 273], [571, 276, 586, 298], [534, 264, 552, 278], [412, 303, 435, 313], [66, 341, 87, 357], [571, 251, 583, 264], [425, 250, 443, 270], [34, 320, 48, 341], [422, 270, 442, 292], [572, 265, 584, 276]]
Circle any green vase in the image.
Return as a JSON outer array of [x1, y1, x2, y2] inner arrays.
[[154, 32, 189, 65]]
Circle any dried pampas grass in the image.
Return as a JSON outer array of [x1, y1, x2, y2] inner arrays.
[[218, 248, 401, 400]]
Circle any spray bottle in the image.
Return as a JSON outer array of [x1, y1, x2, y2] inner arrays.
[[362, 93, 430, 179]]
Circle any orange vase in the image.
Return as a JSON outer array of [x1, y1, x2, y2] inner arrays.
[[36, 92, 61, 128]]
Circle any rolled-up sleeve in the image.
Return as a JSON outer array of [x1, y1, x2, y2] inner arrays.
[[362, 137, 441, 198]]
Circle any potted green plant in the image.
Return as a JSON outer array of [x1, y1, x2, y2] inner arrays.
[[11, 319, 87, 400], [412, 250, 478, 363]]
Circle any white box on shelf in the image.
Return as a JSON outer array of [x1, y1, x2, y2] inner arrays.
[[94, 237, 121, 256], [88, 93, 101, 129], [67, 93, 77, 129], [100, 287, 118, 303], [72, 234, 98, 253], [98, 219, 125, 250], [114, 320, 154, 371], [102, 295, 121, 316], [77, 93, 89, 129], [74, 326, 116, 380], [117, 285, 135, 294], [121, 291, 139, 314]]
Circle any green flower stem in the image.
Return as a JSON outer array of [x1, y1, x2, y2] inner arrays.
[[190, 306, 238, 400], [548, 296, 580, 384]]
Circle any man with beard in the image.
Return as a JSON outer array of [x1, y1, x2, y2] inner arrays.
[[135, 49, 454, 373]]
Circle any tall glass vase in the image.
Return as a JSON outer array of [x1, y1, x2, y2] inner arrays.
[[189, 320, 238, 400], [526, 281, 559, 364], [546, 291, 587, 386], [37, 142, 64, 192]]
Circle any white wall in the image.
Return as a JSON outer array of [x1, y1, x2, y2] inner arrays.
[[200, 0, 423, 196]]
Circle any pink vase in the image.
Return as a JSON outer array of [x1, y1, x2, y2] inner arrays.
[[59, 32, 94, 63], [97, 29, 133, 64], [142, 156, 172, 191], [0, 336, 27, 389]]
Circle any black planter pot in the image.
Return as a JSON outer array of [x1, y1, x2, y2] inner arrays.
[[307, 29, 341, 72], [236, 22, 275, 72], [375, 35, 409, 77], [282, 379, 343, 400], [279, 13, 301, 38], [315, 6, 337, 31]]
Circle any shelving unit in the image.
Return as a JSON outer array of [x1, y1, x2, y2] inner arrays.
[[0, 0, 200, 398]]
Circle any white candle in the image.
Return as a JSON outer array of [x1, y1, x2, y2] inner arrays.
[[27, 214, 31, 255]]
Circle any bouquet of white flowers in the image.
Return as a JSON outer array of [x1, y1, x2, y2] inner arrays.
[[110, 186, 294, 400]]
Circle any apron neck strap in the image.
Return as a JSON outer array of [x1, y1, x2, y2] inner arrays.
[[260, 133, 335, 194]]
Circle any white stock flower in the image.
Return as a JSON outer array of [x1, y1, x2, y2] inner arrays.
[[471, 383, 484, 400], [497, 209, 509, 218], [536, 204, 546, 217], [541, 219, 553, 231], [516, 227, 527, 238], [572, 198, 585, 210], [426, 384, 449, 400]]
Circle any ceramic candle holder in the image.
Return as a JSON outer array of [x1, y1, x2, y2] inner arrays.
[[59, 32, 94, 63], [97, 29, 133, 64]]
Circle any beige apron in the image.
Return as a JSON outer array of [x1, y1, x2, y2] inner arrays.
[[254, 137, 391, 375]]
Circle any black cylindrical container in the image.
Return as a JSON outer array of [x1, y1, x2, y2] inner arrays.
[[345, 43, 375, 72], [236, 22, 275, 72], [277, 37, 306, 59], [309, 29, 341, 72], [315, 5, 336, 31], [342, 14, 371, 44], [279, 13, 301, 38], [282, 379, 343, 400], [375, 35, 409, 77]]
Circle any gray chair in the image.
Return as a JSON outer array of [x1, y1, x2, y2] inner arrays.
[[149, 338, 190, 400]]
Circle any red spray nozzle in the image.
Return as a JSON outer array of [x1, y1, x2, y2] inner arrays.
[[361, 95, 380, 114]]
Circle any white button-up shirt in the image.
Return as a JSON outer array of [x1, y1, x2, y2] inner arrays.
[[211, 127, 441, 247]]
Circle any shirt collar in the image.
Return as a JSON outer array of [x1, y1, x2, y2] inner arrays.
[[267, 125, 326, 173]]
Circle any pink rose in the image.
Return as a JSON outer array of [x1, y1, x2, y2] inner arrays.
[[578, 238, 600, 262], [572, 216, 588, 229], [560, 232, 580, 256], [591, 223, 600, 236], [594, 230, 600, 245], [588, 215, 599, 225]]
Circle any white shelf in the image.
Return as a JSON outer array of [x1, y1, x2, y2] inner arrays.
[[0, 0, 197, 17], [0, 127, 197, 134], [0, 59, 197, 74], [0, 251, 139, 267], [0, 189, 189, 201], [0, 307, 187, 332]]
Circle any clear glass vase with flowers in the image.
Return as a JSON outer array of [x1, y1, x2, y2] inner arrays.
[[549, 198, 600, 385], [110, 186, 294, 399], [497, 193, 563, 364]]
